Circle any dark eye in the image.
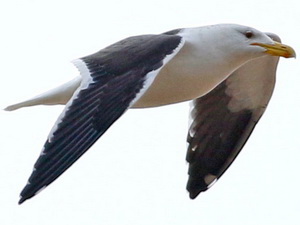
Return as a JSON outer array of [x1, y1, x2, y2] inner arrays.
[[245, 30, 253, 38]]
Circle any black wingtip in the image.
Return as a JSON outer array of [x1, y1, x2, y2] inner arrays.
[[187, 177, 209, 200], [18, 183, 39, 205], [18, 196, 27, 205], [18, 191, 35, 204], [189, 191, 201, 200]]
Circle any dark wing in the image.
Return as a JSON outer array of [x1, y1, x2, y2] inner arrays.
[[19, 34, 184, 204], [186, 33, 281, 199]]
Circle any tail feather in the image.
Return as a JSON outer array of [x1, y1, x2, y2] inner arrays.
[[4, 77, 81, 111]]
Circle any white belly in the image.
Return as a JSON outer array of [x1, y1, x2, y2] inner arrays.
[[133, 42, 237, 108], [132, 67, 214, 108]]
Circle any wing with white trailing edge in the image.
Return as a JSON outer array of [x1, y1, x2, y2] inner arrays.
[[19, 34, 184, 204]]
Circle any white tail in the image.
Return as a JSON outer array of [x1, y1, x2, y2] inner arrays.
[[4, 76, 81, 111]]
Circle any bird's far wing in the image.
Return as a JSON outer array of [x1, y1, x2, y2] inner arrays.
[[19, 34, 184, 204], [186, 33, 280, 199]]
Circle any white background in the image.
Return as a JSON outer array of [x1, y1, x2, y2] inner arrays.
[[0, 0, 299, 224]]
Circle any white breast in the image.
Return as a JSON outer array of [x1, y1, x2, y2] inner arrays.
[[133, 30, 245, 108]]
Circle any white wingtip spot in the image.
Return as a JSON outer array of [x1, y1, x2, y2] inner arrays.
[[204, 174, 217, 187], [191, 145, 197, 152]]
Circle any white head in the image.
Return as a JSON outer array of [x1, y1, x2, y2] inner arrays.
[[181, 24, 295, 65]]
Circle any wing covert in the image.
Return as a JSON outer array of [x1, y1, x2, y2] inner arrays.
[[186, 34, 281, 199], [19, 34, 183, 204]]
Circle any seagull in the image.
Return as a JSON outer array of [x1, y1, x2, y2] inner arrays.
[[5, 24, 295, 204]]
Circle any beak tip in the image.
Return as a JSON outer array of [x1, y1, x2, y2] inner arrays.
[[252, 41, 296, 59], [286, 50, 296, 59]]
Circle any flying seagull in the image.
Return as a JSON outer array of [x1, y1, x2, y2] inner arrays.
[[5, 24, 295, 204]]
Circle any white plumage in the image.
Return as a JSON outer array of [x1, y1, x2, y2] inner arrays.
[[5, 24, 295, 203]]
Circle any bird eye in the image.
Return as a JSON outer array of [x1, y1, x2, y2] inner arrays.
[[245, 31, 253, 38]]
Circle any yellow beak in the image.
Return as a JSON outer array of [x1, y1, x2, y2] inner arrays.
[[251, 41, 296, 58]]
